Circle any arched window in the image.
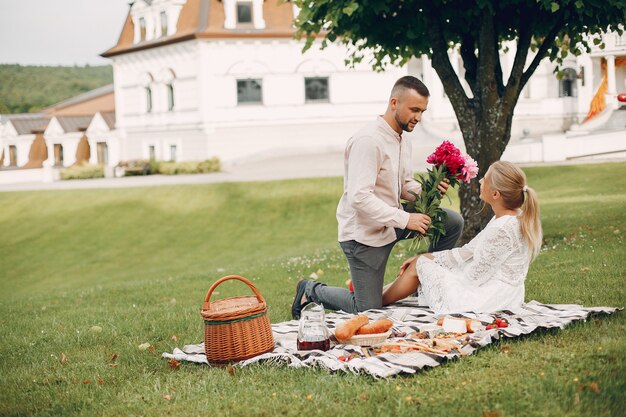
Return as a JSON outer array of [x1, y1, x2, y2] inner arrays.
[[167, 83, 174, 111], [559, 68, 577, 98], [145, 87, 153, 112]]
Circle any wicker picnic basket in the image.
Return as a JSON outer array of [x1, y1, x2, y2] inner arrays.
[[201, 275, 275, 365]]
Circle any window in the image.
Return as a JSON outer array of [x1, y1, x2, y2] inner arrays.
[[237, 79, 262, 104], [139, 17, 147, 41], [54, 144, 64, 167], [9, 145, 17, 167], [237, 2, 253, 24], [169, 145, 177, 162], [145, 87, 153, 112], [97, 142, 109, 165], [305, 77, 330, 102], [148, 145, 156, 161], [559, 68, 577, 98], [160, 11, 168, 36], [167, 83, 174, 111]]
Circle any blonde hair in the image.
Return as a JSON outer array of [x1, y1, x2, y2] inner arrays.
[[488, 161, 543, 260]]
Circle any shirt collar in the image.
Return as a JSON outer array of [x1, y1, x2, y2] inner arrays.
[[377, 115, 403, 142]]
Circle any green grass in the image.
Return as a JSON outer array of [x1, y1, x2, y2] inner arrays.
[[0, 163, 624, 417]]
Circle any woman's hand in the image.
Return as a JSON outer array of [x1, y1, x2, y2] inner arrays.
[[437, 179, 450, 196], [398, 256, 418, 277]]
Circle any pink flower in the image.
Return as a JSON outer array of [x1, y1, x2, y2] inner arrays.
[[460, 153, 479, 183]]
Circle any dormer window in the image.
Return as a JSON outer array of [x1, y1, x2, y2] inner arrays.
[[237, 2, 252, 24], [223, 0, 265, 29], [139, 17, 147, 41], [160, 12, 168, 37]]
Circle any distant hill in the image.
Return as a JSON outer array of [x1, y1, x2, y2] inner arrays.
[[0, 64, 113, 114]]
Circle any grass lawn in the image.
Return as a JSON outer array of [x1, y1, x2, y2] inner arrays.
[[0, 162, 624, 417]]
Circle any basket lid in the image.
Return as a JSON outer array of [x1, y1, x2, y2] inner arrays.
[[201, 276, 268, 322]]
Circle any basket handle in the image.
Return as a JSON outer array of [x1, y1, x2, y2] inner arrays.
[[202, 275, 266, 310]]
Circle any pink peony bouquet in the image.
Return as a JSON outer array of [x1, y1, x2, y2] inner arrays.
[[406, 141, 478, 250]]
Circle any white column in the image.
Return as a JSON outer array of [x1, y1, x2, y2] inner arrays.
[[606, 55, 616, 94], [605, 55, 617, 110], [223, 0, 236, 29], [252, 0, 266, 29]]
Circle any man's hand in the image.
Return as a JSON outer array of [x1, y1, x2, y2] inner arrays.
[[437, 179, 450, 196], [406, 213, 431, 234]]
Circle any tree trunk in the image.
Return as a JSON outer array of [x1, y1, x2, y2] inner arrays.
[[456, 104, 514, 245]]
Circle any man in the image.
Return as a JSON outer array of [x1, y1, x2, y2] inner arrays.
[[292, 76, 464, 318]]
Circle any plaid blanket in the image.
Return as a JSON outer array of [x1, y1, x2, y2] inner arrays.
[[162, 299, 619, 378]]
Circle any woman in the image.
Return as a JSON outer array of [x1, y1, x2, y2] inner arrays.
[[382, 161, 542, 313]]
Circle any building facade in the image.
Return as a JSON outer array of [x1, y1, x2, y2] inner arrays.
[[1, 0, 624, 174]]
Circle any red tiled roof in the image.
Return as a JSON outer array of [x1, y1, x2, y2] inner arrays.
[[102, 0, 297, 58]]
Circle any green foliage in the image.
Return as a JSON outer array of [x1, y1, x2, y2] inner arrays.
[[59, 164, 105, 180], [156, 158, 221, 175], [294, 0, 625, 71], [0, 163, 624, 416], [0, 64, 112, 114]]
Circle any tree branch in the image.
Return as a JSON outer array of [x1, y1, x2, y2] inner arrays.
[[424, 5, 472, 117], [519, 12, 566, 90], [459, 32, 478, 95]]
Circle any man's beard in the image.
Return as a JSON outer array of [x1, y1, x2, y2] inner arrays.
[[395, 115, 415, 132]]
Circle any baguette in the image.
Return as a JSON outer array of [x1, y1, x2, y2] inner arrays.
[[335, 315, 369, 340], [355, 319, 394, 335]]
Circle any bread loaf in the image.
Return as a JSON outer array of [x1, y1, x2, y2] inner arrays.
[[355, 319, 394, 335], [335, 315, 369, 340]]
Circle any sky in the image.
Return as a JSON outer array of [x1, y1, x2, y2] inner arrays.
[[0, 0, 130, 66]]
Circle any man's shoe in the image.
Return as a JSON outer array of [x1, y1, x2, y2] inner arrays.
[[291, 279, 309, 320]]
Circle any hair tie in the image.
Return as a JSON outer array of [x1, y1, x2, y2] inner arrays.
[[523, 185, 528, 192]]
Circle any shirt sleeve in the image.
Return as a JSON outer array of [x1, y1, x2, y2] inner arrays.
[[400, 179, 422, 201], [432, 237, 477, 269], [463, 225, 516, 286], [346, 136, 410, 229]]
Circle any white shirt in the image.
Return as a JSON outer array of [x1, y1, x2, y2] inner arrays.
[[336, 116, 421, 247]]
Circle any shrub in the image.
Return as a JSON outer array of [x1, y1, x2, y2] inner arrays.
[[156, 158, 221, 175], [60, 164, 105, 180]]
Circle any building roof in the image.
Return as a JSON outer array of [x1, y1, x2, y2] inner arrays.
[[102, 0, 296, 58], [43, 84, 114, 114], [55, 115, 94, 133], [7, 114, 50, 135], [101, 111, 116, 129]]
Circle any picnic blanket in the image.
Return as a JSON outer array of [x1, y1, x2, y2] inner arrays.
[[162, 299, 619, 378]]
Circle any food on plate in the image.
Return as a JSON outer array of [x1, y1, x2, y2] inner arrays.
[[442, 316, 467, 333], [485, 317, 509, 330], [334, 314, 369, 340], [355, 319, 394, 335]]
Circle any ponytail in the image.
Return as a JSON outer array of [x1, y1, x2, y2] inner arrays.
[[519, 186, 542, 261], [488, 161, 543, 261]]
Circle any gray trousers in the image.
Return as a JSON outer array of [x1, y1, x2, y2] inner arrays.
[[305, 208, 464, 314]]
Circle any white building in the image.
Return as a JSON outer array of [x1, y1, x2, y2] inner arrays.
[[1, 0, 624, 178]]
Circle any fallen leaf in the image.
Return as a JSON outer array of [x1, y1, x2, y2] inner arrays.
[[60, 353, 68, 365], [96, 377, 105, 385], [309, 272, 318, 280], [138, 343, 151, 351], [588, 382, 600, 393], [167, 359, 181, 370], [227, 365, 235, 375], [109, 363, 119, 368], [89, 326, 103, 334], [163, 395, 172, 401], [83, 379, 91, 385], [108, 353, 119, 362], [306, 394, 313, 401], [171, 335, 179, 342], [149, 345, 155, 353], [483, 411, 501, 417], [359, 392, 367, 400], [500, 344, 511, 353]]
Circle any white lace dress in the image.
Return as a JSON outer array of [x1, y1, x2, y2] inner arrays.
[[415, 215, 530, 313]]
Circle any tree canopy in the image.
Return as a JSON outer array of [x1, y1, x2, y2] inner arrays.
[[293, 0, 625, 240]]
